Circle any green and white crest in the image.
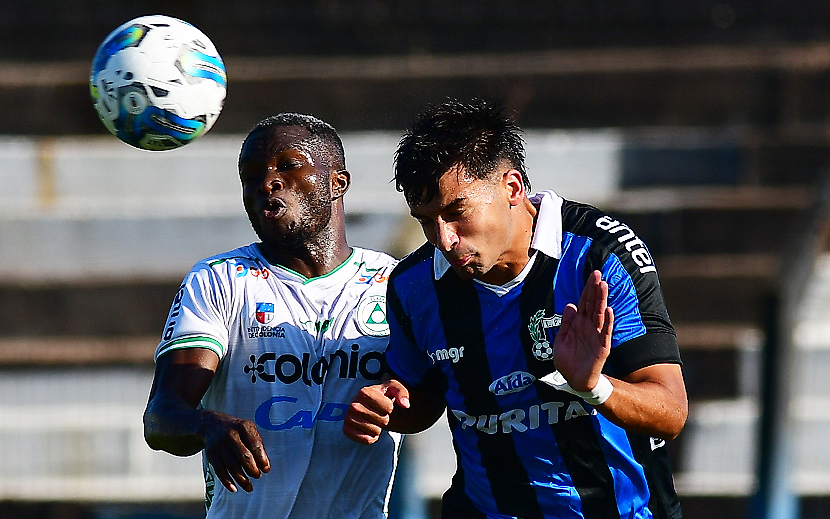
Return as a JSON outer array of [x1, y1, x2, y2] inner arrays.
[[356, 295, 390, 336], [528, 309, 562, 361]]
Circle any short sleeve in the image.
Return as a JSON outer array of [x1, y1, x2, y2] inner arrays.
[[154, 266, 230, 361]]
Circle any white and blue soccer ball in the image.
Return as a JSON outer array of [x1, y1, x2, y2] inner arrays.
[[90, 15, 227, 151]]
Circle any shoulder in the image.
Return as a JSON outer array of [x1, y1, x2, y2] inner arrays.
[[560, 200, 658, 276], [181, 244, 266, 288], [196, 244, 261, 271], [389, 243, 434, 283], [560, 199, 609, 236], [351, 247, 399, 270]]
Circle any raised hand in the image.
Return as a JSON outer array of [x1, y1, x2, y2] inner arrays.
[[553, 270, 614, 393]]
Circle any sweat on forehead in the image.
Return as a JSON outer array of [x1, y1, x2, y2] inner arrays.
[[239, 125, 341, 170], [240, 114, 346, 170]]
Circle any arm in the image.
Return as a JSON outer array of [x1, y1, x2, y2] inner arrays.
[[344, 373, 447, 445], [552, 270, 688, 440], [599, 363, 687, 439], [143, 347, 270, 492]]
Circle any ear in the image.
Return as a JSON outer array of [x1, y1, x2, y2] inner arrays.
[[331, 169, 351, 199], [503, 169, 526, 207]]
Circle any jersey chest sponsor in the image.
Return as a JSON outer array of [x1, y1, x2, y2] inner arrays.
[[255, 396, 348, 431], [244, 343, 385, 386], [452, 399, 595, 435]]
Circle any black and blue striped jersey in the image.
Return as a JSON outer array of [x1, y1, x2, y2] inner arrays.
[[385, 190, 682, 519]]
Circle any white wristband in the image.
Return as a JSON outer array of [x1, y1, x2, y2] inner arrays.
[[539, 371, 614, 406]]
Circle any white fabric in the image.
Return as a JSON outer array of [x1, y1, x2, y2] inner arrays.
[[539, 372, 615, 406], [156, 244, 400, 519]]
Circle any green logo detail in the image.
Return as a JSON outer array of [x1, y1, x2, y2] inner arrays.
[[528, 309, 562, 361], [357, 295, 390, 337]]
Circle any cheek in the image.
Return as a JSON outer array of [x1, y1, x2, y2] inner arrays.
[[420, 223, 437, 242]]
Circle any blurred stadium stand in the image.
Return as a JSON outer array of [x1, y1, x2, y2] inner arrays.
[[2, 1, 830, 518]]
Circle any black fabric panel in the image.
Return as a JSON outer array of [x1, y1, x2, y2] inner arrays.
[[627, 432, 684, 519], [387, 277, 416, 346], [442, 469, 488, 519], [435, 271, 542, 518], [606, 333, 682, 379], [387, 243, 433, 347]]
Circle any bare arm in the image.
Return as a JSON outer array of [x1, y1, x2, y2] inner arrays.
[[143, 347, 271, 492], [597, 363, 687, 439], [553, 270, 688, 440]]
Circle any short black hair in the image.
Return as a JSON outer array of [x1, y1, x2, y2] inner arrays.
[[394, 99, 529, 206], [241, 113, 346, 170]]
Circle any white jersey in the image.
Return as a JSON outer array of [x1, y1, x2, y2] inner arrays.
[[155, 244, 401, 519]]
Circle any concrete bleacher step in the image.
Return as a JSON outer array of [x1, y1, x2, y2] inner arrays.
[[606, 185, 812, 256], [674, 253, 830, 497]]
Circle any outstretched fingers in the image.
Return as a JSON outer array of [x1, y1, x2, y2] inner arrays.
[[579, 270, 608, 331]]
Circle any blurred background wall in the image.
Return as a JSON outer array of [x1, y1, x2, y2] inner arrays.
[[2, 2, 830, 518]]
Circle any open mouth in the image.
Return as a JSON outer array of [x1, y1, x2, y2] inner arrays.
[[262, 198, 287, 220]]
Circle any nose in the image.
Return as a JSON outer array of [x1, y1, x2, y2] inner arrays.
[[434, 220, 458, 252], [260, 173, 283, 195]]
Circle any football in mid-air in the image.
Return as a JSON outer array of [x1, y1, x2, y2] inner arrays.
[[89, 15, 227, 151]]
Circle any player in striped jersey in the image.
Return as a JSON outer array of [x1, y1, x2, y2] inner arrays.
[[144, 113, 400, 518], [344, 100, 687, 519]]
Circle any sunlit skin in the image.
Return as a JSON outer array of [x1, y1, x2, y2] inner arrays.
[[409, 163, 537, 285], [239, 125, 351, 278]]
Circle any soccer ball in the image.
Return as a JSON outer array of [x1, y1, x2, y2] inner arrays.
[[532, 340, 554, 361], [89, 15, 227, 151]]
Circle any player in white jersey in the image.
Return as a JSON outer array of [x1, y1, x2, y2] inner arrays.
[[144, 113, 400, 519]]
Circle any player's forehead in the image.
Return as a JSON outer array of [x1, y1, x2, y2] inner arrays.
[[240, 124, 322, 163], [410, 166, 489, 215]]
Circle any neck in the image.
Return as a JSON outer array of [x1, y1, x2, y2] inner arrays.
[[478, 198, 538, 285], [260, 211, 352, 279], [260, 237, 352, 279]]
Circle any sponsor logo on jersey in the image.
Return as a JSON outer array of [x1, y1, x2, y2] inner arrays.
[[595, 215, 657, 274], [255, 302, 274, 324], [427, 346, 464, 364], [247, 325, 285, 338], [255, 396, 349, 431], [207, 256, 271, 280], [489, 371, 536, 395], [528, 310, 561, 361], [356, 263, 391, 285], [162, 285, 185, 341], [451, 399, 595, 435], [236, 264, 271, 279], [356, 295, 389, 336], [243, 343, 385, 386]]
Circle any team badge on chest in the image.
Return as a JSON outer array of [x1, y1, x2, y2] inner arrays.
[[529, 309, 562, 361], [356, 295, 389, 336], [255, 302, 274, 324]]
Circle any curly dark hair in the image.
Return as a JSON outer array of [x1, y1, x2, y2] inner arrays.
[[394, 99, 530, 206]]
